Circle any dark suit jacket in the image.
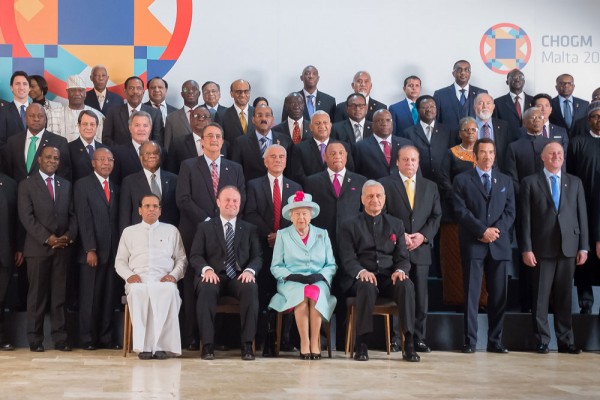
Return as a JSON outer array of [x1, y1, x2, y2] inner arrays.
[[3, 130, 71, 182], [176, 156, 245, 251], [74, 174, 119, 265], [17, 173, 77, 257], [354, 135, 412, 180], [68, 139, 106, 184], [0, 102, 26, 149], [244, 175, 301, 241], [290, 139, 354, 185], [518, 171, 588, 258], [144, 100, 177, 115], [164, 107, 192, 151], [483, 118, 512, 173], [304, 170, 367, 252], [380, 174, 442, 265], [452, 168, 515, 261], [506, 134, 552, 193], [402, 122, 454, 184], [214, 105, 255, 144], [389, 99, 416, 136], [433, 84, 488, 132], [110, 142, 142, 184], [201, 103, 227, 122], [272, 119, 311, 142], [281, 90, 337, 122], [165, 133, 199, 174], [231, 130, 293, 183], [101, 104, 164, 147], [189, 217, 262, 278], [569, 116, 590, 138], [331, 119, 373, 145], [84, 89, 123, 116], [549, 96, 589, 129], [493, 92, 533, 135], [0, 174, 18, 269], [334, 97, 387, 123], [118, 168, 179, 234], [338, 212, 410, 293]]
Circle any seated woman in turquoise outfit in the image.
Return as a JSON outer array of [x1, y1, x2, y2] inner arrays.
[[269, 192, 337, 360]]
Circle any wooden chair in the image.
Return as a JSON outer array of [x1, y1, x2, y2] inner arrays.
[[122, 296, 133, 357], [207, 296, 255, 353], [275, 311, 332, 358], [345, 297, 403, 357]]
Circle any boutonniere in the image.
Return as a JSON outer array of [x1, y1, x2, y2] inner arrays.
[[351, 187, 356, 191], [56, 181, 61, 188], [389, 233, 397, 244], [225, 167, 229, 171], [347, 178, 351, 183]]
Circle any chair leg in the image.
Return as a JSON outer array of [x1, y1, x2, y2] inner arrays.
[[346, 306, 354, 357], [123, 304, 130, 357], [275, 312, 283, 357], [325, 321, 332, 358], [384, 314, 391, 355]]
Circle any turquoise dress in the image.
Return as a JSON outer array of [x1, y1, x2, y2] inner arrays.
[[268, 225, 337, 321]]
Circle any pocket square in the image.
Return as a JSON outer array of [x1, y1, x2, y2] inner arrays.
[[500, 187, 506, 192]]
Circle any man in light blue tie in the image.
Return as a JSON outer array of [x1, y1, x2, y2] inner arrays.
[[389, 76, 422, 136]]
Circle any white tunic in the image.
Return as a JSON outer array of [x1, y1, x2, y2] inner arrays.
[[115, 221, 188, 355], [46, 105, 104, 143]]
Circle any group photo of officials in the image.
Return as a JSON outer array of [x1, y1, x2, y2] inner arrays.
[[0, 61, 599, 362]]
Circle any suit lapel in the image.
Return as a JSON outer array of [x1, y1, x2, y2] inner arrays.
[[161, 173, 172, 198], [261, 176, 274, 214], [281, 177, 296, 206], [10, 103, 25, 131], [414, 125, 429, 146], [394, 174, 412, 211], [184, 135, 197, 157], [197, 157, 216, 202], [212, 218, 227, 252], [469, 170, 489, 199], [92, 177, 109, 206], [536, 172, 555, 210], [119, 106, 130, 134]]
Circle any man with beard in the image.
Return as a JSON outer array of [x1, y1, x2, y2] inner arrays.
[[473, 93, 511, 172]]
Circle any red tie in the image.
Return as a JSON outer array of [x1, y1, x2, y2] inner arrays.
[[211, 161, 219, 197], [515, 95, 522, 120], [103, 179, 110, 203], [273, 178, 281, 231], [382, 140, 391, 165], [333, 173, 341, 198], [46, 177, 54, 200], [292, 121, 301, 144]]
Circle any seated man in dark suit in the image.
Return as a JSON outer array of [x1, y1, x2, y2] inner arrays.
[[380, 146, 441, 353], [389, 75, 421, 136], [335, 71, 386, 122], [549, 74, 589, 131], [164, 80, 200, 151], [519, 142, 587, 354], [102, 76, 163, 147], [165, 106, 211, 174], [273, 92, 311, 144], [281, 65, 336, 122], [214, 79, 254, 144], [433, 60, 488, 133], [231, 105, 293, 183], [190, 186, 262, 360], [68, 110, 106, 184], [355, 109, 413, 180], [0, 71, 30, 149], [18, 146, 77, 352], [331, 94, 373, 145], [453, 138, 515, 354], [493, 69, 533, 135], [85, 65, 123, 116], [145, 77, 177, 128], [473, 93, 512, 173], [201, 81, 227, 121], [338, 180, 420, 362]]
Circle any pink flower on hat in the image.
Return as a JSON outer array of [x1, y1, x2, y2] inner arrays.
[[294, 191, 305, 202]]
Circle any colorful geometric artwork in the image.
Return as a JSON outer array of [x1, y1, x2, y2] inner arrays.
[[480, 23, 531, 74], [0, 0, 192, 100]]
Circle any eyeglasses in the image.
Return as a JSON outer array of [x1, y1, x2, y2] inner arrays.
[[204, 134, 223, 139], [182, 87, 199, 93], [192, 114, 211, 120], [141, 151, 160, 156], [93, 157, 114, 162], [459, 128, 478, 133], [589, 115, 600, 121]]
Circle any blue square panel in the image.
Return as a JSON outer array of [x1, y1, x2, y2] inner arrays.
[[13, 58, 45, 75], [495, 39, 516, 59], [134, 46, 147, 59], [58, 0, 134, 45], [0, 44, 13, 57], [45, 45, 58, 58]]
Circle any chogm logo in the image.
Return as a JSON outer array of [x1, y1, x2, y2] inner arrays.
[[480, 23, 531, 74], [0, 0, 192, 98]]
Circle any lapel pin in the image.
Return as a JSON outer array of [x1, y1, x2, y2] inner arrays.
[[285, 183, 289, 188], [494, 178, 497, 184]]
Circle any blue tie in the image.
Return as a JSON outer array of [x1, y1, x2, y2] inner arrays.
[[482, 173, 491, 194], [563, 99, 572, 128], [550, 175, 560, 211], [411, 102, 418, 125], [260, 137, 268, 155], [20, 104, 26, 128], [459, 89, 466, 107], [224, 222, 237, 279], [306, 95, 315, 118], [86, 145, 94, 160]]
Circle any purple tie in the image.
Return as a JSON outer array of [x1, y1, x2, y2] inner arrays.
[[333, 173, 341, 198], [542, 125, 548, 138], [319, 143, 326, 162]]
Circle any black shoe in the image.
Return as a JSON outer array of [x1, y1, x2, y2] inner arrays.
[[558, 344, 582, 354], [138, 352, 152, 360], [461, 344, 476, 354], [0, 342, 15, 351], [310, 352, 321, 360], [486, 344, 509, 354], [414, 339, 431, 353], [535, 343, 549, 354], [241, 342, 255, 361], [402, 350, 421, 362], [580, 305, 592, 315], [30, 343, 44, 352], [299, 353, 311, 360], [112, 343, 123, 350], [186, 341, 200, 351], [201, 344, 215, 360], [353, 343, 369, 361], [55, 342, 72, 352], [82, 342, 96, 351], [390, 338, 402, 353], [153, 351, 168, 360]]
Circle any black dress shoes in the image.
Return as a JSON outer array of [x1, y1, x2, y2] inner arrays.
[[30, 343, 44, 352], [138, 352, 152, 360], [55, 342, 72, 352], [558, 344, 582, 354], [402, 350, 420, 362], [241, 342, 255, 361], [82, 342, 96, 351], [486, 344, 509, 354], [461, 344, 476, 353], [0, 342, 15, 351], [201, 344, 215, 360], [414, 339, 431, 353], [353, 343, 369, 361], [186, 341, 200, 351], [390, 337, 402, 353], [535, 343, 549, 354], [153, 351, 168, 360]]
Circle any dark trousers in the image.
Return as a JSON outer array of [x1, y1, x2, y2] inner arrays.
[[410, 263, 429, 341], [0, 260, 12, 342], [351, 274, 415, 340], [26, 250, 70, 345], [78, 260, 115, 345], [463, 256, 508, 346], [532, 257, 576, 347], [196, 276, 259, 344], [182, 266, 198, 346]]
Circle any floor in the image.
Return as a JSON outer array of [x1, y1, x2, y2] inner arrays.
[[1, 348, 598, 400]]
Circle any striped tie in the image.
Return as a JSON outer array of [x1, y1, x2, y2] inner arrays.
[[224, 222, 237, 279]]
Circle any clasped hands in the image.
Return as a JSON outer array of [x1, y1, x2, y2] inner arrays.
[[479, 227, 500, 243], [404, 232, 425, 251], [47, 234, 72, 249]]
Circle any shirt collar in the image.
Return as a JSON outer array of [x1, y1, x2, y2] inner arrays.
[[327, 167, 346, 178], [543, 168, 561, 179]]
